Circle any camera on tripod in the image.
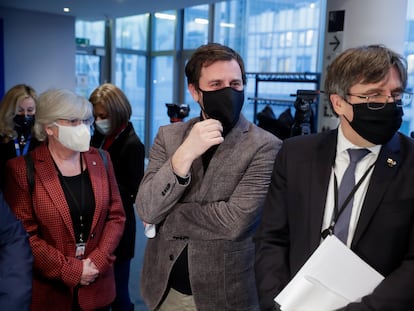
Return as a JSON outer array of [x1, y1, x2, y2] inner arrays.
[[165, 103, 190, 123], [290, 89, 319, 137]]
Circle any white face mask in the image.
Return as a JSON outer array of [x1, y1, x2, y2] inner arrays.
[[54, 123, 91, 152], [95, 119, 111, 135]]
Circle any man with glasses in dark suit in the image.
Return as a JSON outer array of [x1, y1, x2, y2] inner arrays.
[[255, 44, 414, 311]]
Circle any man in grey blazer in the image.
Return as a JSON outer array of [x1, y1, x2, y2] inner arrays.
[[254, 45, 414, 311], [136, 43, 281, 311]]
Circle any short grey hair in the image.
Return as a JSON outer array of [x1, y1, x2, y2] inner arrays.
[[33, 89, 93, 141]]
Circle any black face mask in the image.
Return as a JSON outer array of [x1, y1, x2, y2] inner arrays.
[[13, 115, 35, 137], [201, 87, 244, 135], [347, 101, 403, 145]]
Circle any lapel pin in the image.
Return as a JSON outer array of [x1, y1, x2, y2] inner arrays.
[[386, 158, 397, 167]]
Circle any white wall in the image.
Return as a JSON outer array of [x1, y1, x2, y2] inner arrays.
[[0, 7, 75, 94]]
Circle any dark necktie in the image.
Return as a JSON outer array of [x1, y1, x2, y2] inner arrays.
[[335, 148, 370, 243]]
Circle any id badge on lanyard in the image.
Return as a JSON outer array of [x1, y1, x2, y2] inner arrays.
[[75, 242, 86, 259]]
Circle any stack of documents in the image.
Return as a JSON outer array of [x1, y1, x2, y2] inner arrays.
[[275, 235, 384, 311]]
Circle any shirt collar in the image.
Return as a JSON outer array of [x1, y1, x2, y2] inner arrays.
[[337, 125, 381, 157]]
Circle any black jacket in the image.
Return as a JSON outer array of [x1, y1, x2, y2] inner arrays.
[[91, 122, 145, 259], [0, 136, 41, 191]]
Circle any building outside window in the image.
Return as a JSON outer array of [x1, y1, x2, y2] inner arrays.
[[115, 14, 149, 141], [75, 20, 105, 98], [404, 0, 414, 136], [75, 0, 323, 147], [184, 5, 210, 50]]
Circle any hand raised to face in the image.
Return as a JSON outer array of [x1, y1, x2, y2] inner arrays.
[[171, 119, 224, 177]]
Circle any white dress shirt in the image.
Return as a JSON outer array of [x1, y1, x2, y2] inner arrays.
[[321, 125, 380, 246]]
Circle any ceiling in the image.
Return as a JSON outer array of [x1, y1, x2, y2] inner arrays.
[[0, 0, 226, 21]]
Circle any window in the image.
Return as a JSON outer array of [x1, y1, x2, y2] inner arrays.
[[259, 57, 272, 72], [298, 30, 314, 46], [75, 20, 106, 97], [280, 32, 293, 47], [116, 14, 149, 50], [277, 57, 291, 72], [75, 20, 105, 46], [153, 11, 177, 51], [151, 56, 174, 141], [115, 54, 146, 140], [403, 0, 414, 136], [75, 54, 101, 98], [76, 0, 323, 152], [260, 34, 274, 49], [184, 5, 209, 49], [296, 55, 312, 72], [115, 14, 149, 141], [214, 1, 243, 50]]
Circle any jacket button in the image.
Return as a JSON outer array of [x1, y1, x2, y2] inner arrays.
[[169, 254, 174, 261]]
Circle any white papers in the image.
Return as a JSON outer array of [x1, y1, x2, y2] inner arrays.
[[275, 235, 384, 311]]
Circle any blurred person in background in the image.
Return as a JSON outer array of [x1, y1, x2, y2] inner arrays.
[[90, 83, 145, 311], [0, 84, 41, 190]]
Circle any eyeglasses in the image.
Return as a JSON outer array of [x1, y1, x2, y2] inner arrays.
[[56, 118, 94, 126], [346, 92, 413, 110]]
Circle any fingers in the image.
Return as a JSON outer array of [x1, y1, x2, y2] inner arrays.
[[80, 273, 98, 286], [189, 119, 224, 147], [171, 119, 224, 176], [196, 118, 223, 135], [80, 279, 95, 286], [80, 258, 99, 286], [89, 260, 98, 271]]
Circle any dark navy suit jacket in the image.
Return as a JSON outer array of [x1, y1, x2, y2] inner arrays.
[[255, 129, 414, 311], [0, 190, 33, 310]]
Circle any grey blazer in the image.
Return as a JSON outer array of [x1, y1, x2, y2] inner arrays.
[[136, 114, 281, 311]]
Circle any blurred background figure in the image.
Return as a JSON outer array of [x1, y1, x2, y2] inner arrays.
[[0, 190, 33, 311], [4, 88, 125, 311], [165, 102, 190, 123], [90, 83, 145, 311], [0, 84, 41, 191]]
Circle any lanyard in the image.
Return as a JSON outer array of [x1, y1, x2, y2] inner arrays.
[[14, 134, 31, 156], [56, 155, 86, 243], [321, 162, 375, 239]]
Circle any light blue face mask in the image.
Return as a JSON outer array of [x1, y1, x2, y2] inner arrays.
[[94, 119, 111, 135]]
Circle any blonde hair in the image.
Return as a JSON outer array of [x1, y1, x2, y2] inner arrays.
[[0, 84, 37, 142]]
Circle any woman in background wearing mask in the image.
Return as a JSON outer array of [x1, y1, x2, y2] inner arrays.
[[4, 89, 125, 311], [90, 83, 145, 311], [0, 84, 41, 190]]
